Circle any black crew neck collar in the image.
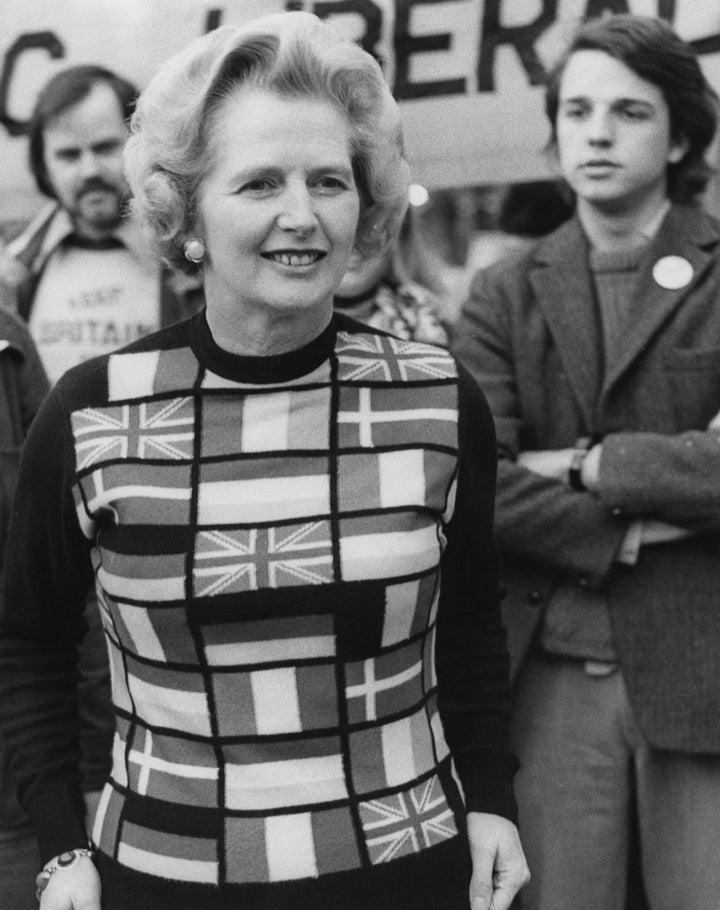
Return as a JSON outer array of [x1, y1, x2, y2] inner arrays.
[[189, 309, 337, 384], [63, 234, 125, 251]]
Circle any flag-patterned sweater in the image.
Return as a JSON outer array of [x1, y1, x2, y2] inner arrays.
[[0, 311, 515, 910]]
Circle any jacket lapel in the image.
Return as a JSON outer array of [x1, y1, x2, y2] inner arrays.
[[601, 206, 720, 398], [530, 218, 602, 429]]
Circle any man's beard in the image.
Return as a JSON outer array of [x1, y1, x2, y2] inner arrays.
[[72, 177, 125, 234]]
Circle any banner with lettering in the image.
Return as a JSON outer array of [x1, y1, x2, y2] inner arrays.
[[2, 0, 720, 220]]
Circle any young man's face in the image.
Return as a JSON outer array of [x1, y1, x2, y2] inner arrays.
[[42, 82, 129, 240], [555, 49, 687, 215]]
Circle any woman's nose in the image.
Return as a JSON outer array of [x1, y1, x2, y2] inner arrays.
[[277, 185, 318, 235]]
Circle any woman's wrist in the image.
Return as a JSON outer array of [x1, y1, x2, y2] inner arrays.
[[36, 846, 95, 902]]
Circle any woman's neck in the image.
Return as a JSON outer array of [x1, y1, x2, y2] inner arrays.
[[204, 297, 333, 357]]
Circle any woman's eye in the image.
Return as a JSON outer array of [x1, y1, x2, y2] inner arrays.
[[314, 176, 347, 193], [240, 179, 275, 193]]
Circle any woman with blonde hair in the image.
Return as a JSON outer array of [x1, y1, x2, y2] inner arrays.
[[0, 13, 527, 910]]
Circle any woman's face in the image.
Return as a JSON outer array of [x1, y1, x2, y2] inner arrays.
[[197, 86, 361, 323]]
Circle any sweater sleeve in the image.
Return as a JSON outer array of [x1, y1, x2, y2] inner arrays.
[[435, 363, 518, 823], [0, 379, 95, 862]]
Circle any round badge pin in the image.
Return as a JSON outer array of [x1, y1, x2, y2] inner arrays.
[[652, 255, 693, 290]]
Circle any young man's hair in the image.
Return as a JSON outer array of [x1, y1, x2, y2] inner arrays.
[[29, 65, 138, 198], [545, 14, 718, 203]]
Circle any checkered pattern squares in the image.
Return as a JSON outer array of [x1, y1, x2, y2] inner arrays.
[[72, 398, 195, 469], [108, 350, 160, 401], [359, 773, 459, 865], [337, 449, 458, 514], [118, 821, 219, 883], [225, 807, 360, 883], [75, 462, 192, 539], [340, 512, 443, 582], [202, 613, 336, 667], [349, 708, 438, 794], [111, 600, 201, 665], [197, 457, 330, 525], [200, 387, 331, 455], [70, 324, 468, 891], [335, 331, 458, 384], [92, 781, 124, 857], [125, 725, 219, 808], [97, 549, 187, 604], [124, 654, 211, 737], [212, 663, 338, 736], [428, 696, 451, 764], [336, 385, 458, 449], [223, 737, 347, 810], [193, 521, 334, 596], [105, 636, 133, 715], [345, 640, 425, 725], [382, 573, 439, 648], [108, 347, 201, 401]]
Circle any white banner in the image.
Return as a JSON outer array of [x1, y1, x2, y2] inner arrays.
[[2, 0, 720, 220]]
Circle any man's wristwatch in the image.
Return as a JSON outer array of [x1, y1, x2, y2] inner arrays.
[[569, 436, 593, 491]]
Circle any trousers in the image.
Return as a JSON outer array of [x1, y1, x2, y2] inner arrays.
[[511, 653, 720, 910]]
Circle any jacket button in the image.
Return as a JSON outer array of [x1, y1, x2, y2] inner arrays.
[[578, 577, 590, 588], [528, 590, 543, 606]]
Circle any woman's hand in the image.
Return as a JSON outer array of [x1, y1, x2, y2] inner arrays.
[[38, 853, 101, 910], [467, 812, 530, 910]]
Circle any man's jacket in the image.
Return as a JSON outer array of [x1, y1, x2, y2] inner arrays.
[[454, 204, 720, 753]]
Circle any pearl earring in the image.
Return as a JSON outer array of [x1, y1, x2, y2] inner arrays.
[[184, 239, 205, 264]]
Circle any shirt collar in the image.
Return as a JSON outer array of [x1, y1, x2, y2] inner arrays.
[[638, 199, 671, 242], [33, 204, 158, 275]]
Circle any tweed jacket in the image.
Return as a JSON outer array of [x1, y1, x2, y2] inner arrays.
[[454, 204, 720, 753]]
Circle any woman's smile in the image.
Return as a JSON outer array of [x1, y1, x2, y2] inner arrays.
[[261, 249, 326, 268]]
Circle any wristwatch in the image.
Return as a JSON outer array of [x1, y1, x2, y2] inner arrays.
[[568, 436, 593, 492]]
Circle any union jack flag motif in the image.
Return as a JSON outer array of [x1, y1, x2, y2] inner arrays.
[[359, 774, 458, 864], [193, 521, 334, 596], [72, 398, 195, 468], [335, 331, 457, 384]]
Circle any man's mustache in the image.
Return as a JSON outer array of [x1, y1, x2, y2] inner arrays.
[[75, 178, 121, 201]]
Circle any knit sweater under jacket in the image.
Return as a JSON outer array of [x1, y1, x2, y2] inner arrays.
[[0, 311, 515, 909]]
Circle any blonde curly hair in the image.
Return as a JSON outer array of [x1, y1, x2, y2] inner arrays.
[[124, 12, 409, 274]]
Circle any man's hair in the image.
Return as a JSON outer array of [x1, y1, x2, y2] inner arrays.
[[544, 14, 718, 202], [124, 12, 409, 274], [29, 64, 138, 198]]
